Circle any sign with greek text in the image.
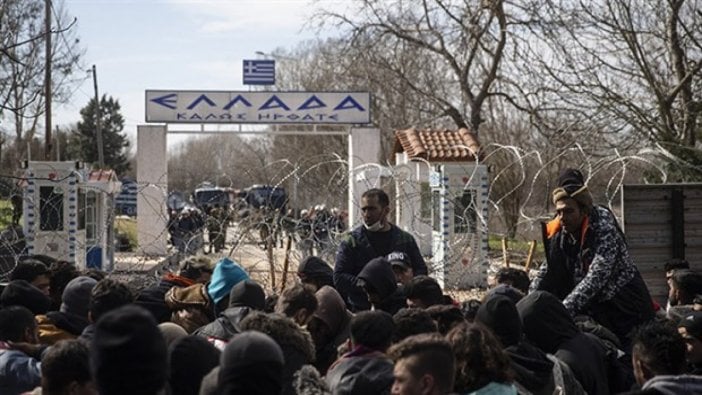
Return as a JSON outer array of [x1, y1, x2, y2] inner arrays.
[[145, 90, 371, 124]]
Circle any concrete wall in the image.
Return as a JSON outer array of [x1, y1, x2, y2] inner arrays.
[[347, 128, 381, 229], [137, 125, 168, 255]]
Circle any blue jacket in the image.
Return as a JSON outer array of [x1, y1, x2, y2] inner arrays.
[[0, 345, 41, 395], [333, 224, 427, 311]]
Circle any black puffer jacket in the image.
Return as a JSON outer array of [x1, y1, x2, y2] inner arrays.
[[325, 352, 393, 395], [192, 306, 252, 344]]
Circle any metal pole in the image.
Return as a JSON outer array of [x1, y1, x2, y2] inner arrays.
[[55, 125, 60, 160], [92, 65, 105, 168], [44, 0, 52, 160]]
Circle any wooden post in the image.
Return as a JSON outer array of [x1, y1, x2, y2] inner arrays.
[[525, 240, 537, 271], [502, 238, 509, 267], [267, 236, 276, 290], [280, 235, 293, 293]]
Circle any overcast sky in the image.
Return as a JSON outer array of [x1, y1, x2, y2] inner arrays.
[[55, 0, 348, 145]]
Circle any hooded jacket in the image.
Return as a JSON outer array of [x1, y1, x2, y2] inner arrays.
[[531, 206, 654, 340], [193, 280, 266, 345], [517, 291, 609, 395], [298, 256, 334, 288], [476, 295, 555, 395], [135, 273, 194, 323], [240, 312, 316, 395], [36, 276, 97, 344], [334, 224, 427, 311], [357, 258, 406, 315], [165, 283, 215, 334], [313, 286, 353, 375]]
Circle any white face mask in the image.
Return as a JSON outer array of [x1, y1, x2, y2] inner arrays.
[[363, 220, 384, 232]]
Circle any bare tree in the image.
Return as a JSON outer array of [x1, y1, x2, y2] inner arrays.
[[313, 0, 508, 133], [511, 0, 702, 179], [0, 0, 84, 165]]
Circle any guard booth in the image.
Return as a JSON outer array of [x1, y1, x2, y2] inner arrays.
[[394, 128, 489, 289], [22, 161, 121, 269]]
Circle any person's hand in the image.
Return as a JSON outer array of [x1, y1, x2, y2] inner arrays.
[[8, 341, 45, 359]]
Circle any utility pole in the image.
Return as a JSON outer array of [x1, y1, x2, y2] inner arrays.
[[44, 0, 52, 160], [91, 64, 105, 168]]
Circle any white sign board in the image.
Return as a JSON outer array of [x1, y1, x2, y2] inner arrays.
[[145, 90, 371, 124]]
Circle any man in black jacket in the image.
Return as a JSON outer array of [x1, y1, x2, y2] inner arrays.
[[334, 188, 427, 311], [530, 168, 654, 349]]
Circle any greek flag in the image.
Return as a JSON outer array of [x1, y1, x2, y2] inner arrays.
[[243, 60, 275, 85]]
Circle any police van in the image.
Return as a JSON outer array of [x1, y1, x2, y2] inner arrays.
[[193, 183, 231, 211]]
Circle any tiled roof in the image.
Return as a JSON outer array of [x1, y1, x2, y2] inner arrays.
[[394, 127, 482, 162], [88, 169, 118, 183]]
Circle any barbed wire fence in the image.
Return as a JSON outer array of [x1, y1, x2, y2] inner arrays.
[[0, 141, 691, 294]]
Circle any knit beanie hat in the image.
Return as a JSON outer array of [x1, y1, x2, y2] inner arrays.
[[228, 279, 266, 310], [91, 305, 168, 395], [60, 276, 98, 318], [207, 257, 249, 305], [552, 168, 593, 209], [0, 280, 51, 314]]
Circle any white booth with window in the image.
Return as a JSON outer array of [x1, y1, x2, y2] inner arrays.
[[22, 161, 121, 270]]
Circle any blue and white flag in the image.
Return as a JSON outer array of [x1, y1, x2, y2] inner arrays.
[[243, 60, 275, 85]]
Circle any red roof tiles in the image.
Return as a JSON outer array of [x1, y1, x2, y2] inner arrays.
[[394, 127, 482, 162]]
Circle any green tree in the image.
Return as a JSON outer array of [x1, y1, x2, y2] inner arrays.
[[67, 95, 130, 174]]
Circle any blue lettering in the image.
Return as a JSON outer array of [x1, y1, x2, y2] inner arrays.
[[223, 95, 252, 110], [259, 95, 290, 111], [204, 114, 218, 120], [176, 113, 187, 119], [334, 96, 366, 111], [219, 114, 232, 120], [151, 93, 178, 109], [259, 113, 272, 120], [190, 113, 203, 120], [287, 114, 300, 120], [186, 94, 216, 110], [301, 114, 315, 121], [298, 95, 326, 110]]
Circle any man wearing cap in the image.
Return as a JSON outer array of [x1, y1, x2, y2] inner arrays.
[[678, 311, 702, 374], [530, 168, 654, 350], [388, 251, 414, 286], [334, 188, 427, 312]]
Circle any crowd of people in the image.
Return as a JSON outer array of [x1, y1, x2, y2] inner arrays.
[[1, 174, 702, 394]]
